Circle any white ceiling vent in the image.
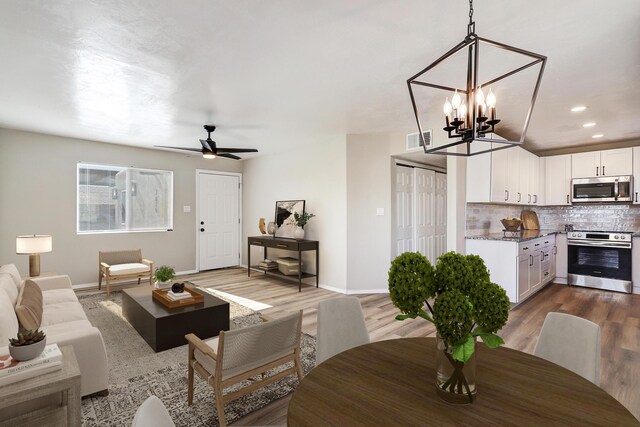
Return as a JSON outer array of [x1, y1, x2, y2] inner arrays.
[[406, 130, 432, 151]]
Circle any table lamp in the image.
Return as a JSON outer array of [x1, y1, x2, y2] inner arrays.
[[16, 235, 52, 277]]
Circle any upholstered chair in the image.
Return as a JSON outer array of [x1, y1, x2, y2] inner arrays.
[[316, 297, 370, 365]]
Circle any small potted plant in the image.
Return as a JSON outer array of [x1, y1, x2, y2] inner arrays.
[[9, 329, 47, 361], [388, 251, 510, 404], [154, 265, 176, 289], [292, 212, 315, 240]]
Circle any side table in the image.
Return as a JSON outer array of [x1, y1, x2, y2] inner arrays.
[[0, 345, 81, 426]]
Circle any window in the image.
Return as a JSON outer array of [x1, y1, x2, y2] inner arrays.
[[77, 163, 173, 233]]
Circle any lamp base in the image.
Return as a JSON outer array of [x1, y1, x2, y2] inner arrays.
[[28, 254, 41, 277]]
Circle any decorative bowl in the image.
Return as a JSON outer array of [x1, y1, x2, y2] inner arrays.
[[501, 219, 522, 232], [9, 337, 47, 361]]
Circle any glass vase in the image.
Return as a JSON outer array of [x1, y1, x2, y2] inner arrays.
[[435, 335, 477, 404]]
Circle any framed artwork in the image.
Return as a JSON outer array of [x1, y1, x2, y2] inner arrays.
[[274, 200, 305, 238]]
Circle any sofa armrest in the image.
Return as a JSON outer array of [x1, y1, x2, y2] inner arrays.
[[29, 275, 73, 291]]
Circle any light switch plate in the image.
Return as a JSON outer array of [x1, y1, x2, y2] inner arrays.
[[376, 208, 384, 216], [183, 206, 191, 213]]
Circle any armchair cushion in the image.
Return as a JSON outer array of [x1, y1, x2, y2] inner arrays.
[[0, 273, 19, 306], [15, 280, 43, 330], [107, 263, 150, 276]]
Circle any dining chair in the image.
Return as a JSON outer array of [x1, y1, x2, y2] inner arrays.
[[316, 297, 370, 365], [131, 395, 175, 427], [534, 312, 601, 385]]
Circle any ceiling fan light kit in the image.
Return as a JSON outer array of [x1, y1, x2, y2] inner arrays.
[[407, 0, 546, 157], [155, 124, 258, 160]]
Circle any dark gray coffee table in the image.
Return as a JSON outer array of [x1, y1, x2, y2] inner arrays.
[[122, 284, 230, 352]]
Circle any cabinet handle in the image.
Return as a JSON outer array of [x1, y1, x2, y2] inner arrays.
[[517, 192, 521, 202], [505, 190, 509, 201], [603, 165, 605, 175], [528, 194, 531, 203], [596, 166, 599, 176], [534, 194, 538, 204], [253, 242, 263, 246], [553, 246, 557, 255], [529, 254, 533, 267], [635, 192, 638, 203], [567, 194, 570, 204], [276, 244, 288, 248]]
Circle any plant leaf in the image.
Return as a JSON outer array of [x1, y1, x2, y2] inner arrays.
[[417, 310, 434, 323], [479, 333, 504, 349], [452, 336, 475, 362], [395, 313, 417, 321]]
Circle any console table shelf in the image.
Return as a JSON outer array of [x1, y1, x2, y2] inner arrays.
[[248, 236, 319, 292]]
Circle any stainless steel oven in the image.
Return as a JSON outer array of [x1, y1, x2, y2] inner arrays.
[[567, 231, 632, 293], [571, 176, 632, 203]]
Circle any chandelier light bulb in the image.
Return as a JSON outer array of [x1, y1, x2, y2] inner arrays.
[[486, 88, 496, 108], [451, 90, 462, 109], [476, 87, 485, 105], [459, 103, 467, 120], [443, 97, 453, 116]]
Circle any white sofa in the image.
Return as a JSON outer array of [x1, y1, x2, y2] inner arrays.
[[0, 266, 108, 396]]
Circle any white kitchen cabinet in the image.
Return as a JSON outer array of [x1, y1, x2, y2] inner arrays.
[[572, 148, 632, 178], [633, 147, 640, 204], [555, 233, 568, 284], [631, 237, 640, 294], [517, 149, 529, 204], [466, 234, 557, 304], [544, 154, 572, 205], [491, 145, 510, 203], [529, 154, 540, 205]]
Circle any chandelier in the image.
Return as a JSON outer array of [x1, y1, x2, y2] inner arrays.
[[407, 0, 546, 156]]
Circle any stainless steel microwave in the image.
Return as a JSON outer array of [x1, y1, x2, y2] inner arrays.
[[571, 176, 633, 203]]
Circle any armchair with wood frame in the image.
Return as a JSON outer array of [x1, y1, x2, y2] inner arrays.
[[98, 249, 153, 297], [185, 310, 304, 427]]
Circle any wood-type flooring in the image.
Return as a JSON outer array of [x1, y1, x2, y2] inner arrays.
[[91, 268, 640, 424]]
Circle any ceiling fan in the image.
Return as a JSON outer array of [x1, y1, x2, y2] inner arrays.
[[155, 125, 258, 160]]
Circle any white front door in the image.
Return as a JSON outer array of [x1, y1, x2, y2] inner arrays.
[[198, 172, 240, 271]]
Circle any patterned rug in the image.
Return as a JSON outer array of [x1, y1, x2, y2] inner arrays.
[[78, 288, 316, 426]]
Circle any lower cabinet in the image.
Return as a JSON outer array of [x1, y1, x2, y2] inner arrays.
[[466, 235, 557, 304]]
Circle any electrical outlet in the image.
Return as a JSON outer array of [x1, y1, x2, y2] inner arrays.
[[183, 206, 191, 213]]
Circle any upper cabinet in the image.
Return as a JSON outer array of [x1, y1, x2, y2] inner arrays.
[[467, 136, 541, 205], [633, 147, 640, 204], [571, 148, 632, 178], [543, 154, 572, 205]]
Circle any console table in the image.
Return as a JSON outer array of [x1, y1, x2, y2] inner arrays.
[[248, 236, 319, 292]]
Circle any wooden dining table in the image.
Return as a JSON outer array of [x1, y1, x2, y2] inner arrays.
[[287, 337, 638, 426]]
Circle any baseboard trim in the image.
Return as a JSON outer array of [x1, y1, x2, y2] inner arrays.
[[318, 284, 347, 294], [346, 289, 389, 295]]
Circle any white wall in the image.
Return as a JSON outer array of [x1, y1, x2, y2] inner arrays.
[[0, 128, 242, 284], [242, 134, 348, 292]]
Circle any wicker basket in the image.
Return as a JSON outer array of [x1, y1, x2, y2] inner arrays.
[[501, 219, 522, 232]]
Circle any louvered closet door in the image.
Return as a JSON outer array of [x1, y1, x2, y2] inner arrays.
[[415, 168, 436, 264], [395, 165, 414, 255], [434, 172, 447, 261]]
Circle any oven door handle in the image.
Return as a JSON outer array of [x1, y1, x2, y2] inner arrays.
[[567, 240, 632, 249]]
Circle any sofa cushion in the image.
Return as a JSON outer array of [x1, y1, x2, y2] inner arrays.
[[0, 289, 19, 347], [0, 264, 22, 288], [15, 280, 43, 330], [40, 319, 93, 339], [41, 302, 88, 326], [0, 274, 19, 306], [43, 288, 79, 305], [108, 263, 150, 276]]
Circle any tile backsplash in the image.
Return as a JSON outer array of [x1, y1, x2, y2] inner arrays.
[[467, 203, 640, 232]]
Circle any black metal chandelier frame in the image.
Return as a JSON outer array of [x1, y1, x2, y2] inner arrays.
[[407, 1, 547, 157]]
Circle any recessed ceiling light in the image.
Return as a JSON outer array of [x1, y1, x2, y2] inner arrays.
[[571, 106, 587, 112], [592, 134, 604, 139], [583, 122, 596, 128]]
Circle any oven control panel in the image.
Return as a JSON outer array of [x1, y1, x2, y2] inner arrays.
[[568, 231, 632, 242]]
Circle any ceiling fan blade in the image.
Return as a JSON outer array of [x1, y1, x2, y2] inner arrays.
[[216, 148, 259, 153], [217, 153, 242, 160], [199, 139, 214, 151], [155, 145, 203, 153]]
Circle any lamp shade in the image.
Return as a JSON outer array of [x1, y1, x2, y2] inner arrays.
[[16, 235, 52, 254]]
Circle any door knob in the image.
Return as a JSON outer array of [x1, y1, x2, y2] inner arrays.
[[200, 228, 205, 232], [200, 221, 204, 225]]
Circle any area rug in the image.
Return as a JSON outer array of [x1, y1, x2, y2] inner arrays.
[[78, 289, 316, 426]]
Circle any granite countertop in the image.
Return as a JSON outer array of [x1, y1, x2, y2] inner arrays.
[[466, 229, 564, 243]]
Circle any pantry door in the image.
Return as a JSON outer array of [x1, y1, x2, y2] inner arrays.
[[197, 171, 241, 271]]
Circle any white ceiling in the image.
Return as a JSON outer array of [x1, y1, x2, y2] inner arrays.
[[0, 0, 639, 158]]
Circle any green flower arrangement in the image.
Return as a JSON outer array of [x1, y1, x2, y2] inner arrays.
[[293, 212, 316, 228], [389, 251, 510, 363], [154, 265, 176, 283]]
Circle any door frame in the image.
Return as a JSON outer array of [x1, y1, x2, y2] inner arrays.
[[195, 169, 243, 272]]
